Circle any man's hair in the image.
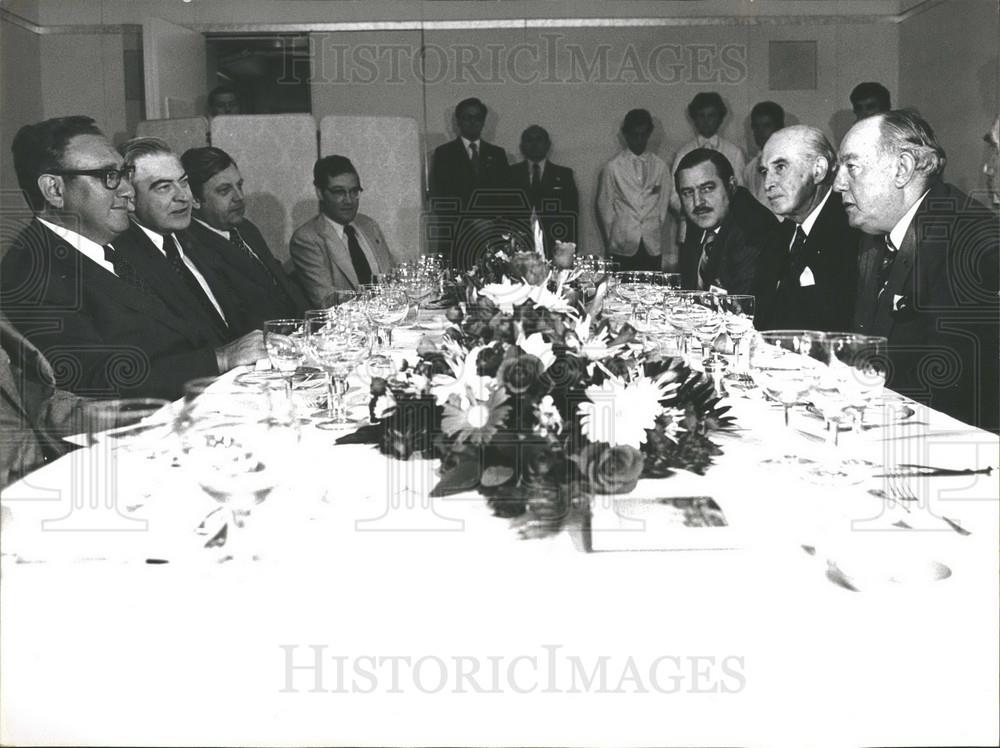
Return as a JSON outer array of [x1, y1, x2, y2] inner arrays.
[[622, 108, 653, 132], [455, 97, 487, 120], [520, 124, 550, 144], [674, 147, 735, 188], [208, 85, 238, 106], [850, 82, 891, 111], [779, 124, 837, 183], [11, 115, 104, 211], [876, 109, 946, 182], [118, 136, 173, 169], [181, 146, 237, 200], [751, 101, 785, 127], [687, 92, 727, 119], [313, 155, 358, 188]]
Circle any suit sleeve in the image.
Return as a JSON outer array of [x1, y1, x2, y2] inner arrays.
[[289, 226, 336, 309], [668, 151, 683, 214], [596, 165, 615, 247]]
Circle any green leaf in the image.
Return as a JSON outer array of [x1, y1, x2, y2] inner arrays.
[[430, 458, 481, 496], [481, 465, 515, 487]]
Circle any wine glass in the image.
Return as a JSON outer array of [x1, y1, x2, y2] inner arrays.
[[749, 330, 826, 466], [719, 294, 756, 386], [834, 334, 889, 434], [364, 284, 409, 351], [302, 309, 371, 430], [666, 293, 713, 360], [263, 319, 305, 395], [175, 378, 288, 562], [803, 333, 880, 483]]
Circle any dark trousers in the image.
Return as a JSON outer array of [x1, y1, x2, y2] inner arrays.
[[614, 240, 661, 271]]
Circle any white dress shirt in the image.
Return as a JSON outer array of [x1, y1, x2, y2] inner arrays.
[[597, 149, 670, 257], [36, 217, 116, 276], [322, 215, 382, 275], [461, 136, 481, 161], [888, 189, 931, 251], [135, 222, 228, 322]]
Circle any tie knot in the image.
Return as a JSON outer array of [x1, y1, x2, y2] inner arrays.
[[343, 223, 356, 238], [103, 244, 116, 263], [701, 230, 715, 248], [469, 142, 478, 156], [229, 227, 243, 245]]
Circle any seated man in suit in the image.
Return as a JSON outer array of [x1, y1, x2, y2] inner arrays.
[[760, 125, 859, 331], [289, 155, 395, 307], [1, 312, 85, 488], [181, 146, 307, 328], [511, 125, 579, 257], [835, 110, 999, 431], [675, 148, 783, 325], [1, 118, 263, 400], [429, 97, 513, 269]]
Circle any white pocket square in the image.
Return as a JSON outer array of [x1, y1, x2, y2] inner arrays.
[[798, 267, 816, 287], [893, 293, 905, 310]]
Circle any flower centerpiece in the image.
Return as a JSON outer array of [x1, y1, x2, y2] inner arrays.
[[338, 245, 736, 537]]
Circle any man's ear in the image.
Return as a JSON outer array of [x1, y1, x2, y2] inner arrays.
[[37, 174, 64, 209], [812, 156, 830, 184], [894, 151, 918, 187], [191, 196, 202, 210], [726, 175, 737, 195]]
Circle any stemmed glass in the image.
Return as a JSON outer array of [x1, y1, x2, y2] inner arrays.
[[803, 333, 881, 483], [175, 378, 289, 562], [749, 330, 826, 466], [719, 294, 756, 386], [303, 309, 371, 430], [263, 319, 305, 396], [364, 284, 409, 352], [666, 292, 713, 360], [839, 335, 889, 433]]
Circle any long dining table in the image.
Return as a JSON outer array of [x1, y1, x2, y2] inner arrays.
[[2, 343, 998, 747]]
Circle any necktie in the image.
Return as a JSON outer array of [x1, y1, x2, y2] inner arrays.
[[530, 162, 542, 209], [469, 142, 480, 180], [230, 227, 266, 270], [698, 230, 718, 290], [787, 225, 808, 281], [342, 224, 373, 287], [103, 244, 150, 295], [875, 235, 897, 301], [163, 234, 228, 335]]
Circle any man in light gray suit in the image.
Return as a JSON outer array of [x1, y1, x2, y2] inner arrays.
[[290, 155, 395, 307]]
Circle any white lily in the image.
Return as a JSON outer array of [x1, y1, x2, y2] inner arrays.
[[430, 343, 494, 407], [516, 331, 557, 370], [480, 277, 532, 314]]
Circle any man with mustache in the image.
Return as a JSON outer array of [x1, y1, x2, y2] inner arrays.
[[836, 110, 998, 431], [1, 118, 262, 400], [760, 125, 859, 331], [181, 146, 306, 329], [675, 148, 783, 324]]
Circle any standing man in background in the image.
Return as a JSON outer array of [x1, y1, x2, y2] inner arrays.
[[597, 108, 670, 271], [510, 125, 579, 257]]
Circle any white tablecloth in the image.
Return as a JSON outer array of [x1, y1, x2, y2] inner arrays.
[[2, 376, 998, 747]]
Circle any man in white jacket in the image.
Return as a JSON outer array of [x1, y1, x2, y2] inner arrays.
[[597, 109, 670, 271]]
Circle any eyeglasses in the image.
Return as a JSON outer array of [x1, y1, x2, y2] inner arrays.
[[49, 166, 135, 190], [323, 186, 363, 201]]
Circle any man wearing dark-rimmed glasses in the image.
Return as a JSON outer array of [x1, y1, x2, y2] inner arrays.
[[1, 115, 260, 399]]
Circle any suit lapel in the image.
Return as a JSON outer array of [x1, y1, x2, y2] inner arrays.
[[317, 218, 359, 290]]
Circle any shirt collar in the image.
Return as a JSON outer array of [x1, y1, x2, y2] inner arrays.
[[322, 213, 350, 241], [461, 136, 481, 152], [799, 187, 833, 237], [194, 216, 231, 241], [697, 134, 720, 149], [888, 189, 931, 251], [36, 217, 107, 256], [528, 158, 547, 173]]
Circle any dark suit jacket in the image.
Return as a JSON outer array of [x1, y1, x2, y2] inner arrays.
[[1, 312, 84, 488], [510, 160, 579, 256], [767, 190, 859, 332], [116, 221, 245, 339], [184, 218, 307, 330], [0, 219, 221, 399], [680, 186, 783, 326], [429, 138, 512, 210], [853, 181, 999, 432]]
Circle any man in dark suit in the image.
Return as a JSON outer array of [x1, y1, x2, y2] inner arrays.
[[760, 125, 859, 331], [117, 136, 252, 338], [510, 125, 579, 257], [181, 146, 307, 327], [429, 97, 513, 269], [1, 117, 264, 400], [675, 149, 783, 324], [836, 110, 999, 431]]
